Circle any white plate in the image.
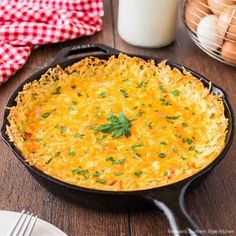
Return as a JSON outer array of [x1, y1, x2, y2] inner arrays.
[[0, 210, 67, 236]]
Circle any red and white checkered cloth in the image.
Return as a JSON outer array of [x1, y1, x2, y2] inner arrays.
[[0, 0, 104, 86]]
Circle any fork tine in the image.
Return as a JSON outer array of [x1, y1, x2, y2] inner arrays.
[[18, 213, 33, 236], [7, 210, 25, 236], [14, 211, 29, 235], [24, 216, 38, 236]]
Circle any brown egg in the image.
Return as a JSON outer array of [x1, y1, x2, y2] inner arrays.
[[185, 0, 211, 32], [218, 6, 236, 40], [207, 0, 235, 15], [221, 41, 236, 63]]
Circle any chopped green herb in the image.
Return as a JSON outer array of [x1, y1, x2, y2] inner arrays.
[[160, 141, 167, 145], [159, 84, 164, 91], [72, 169, 89, 175], [137, 110, 144, 117], [159, 152, 167, 158], [131, 144, 144, 157], [175, 134, 181, 139], [54, 152, 61, 157], [186, 138, 193, 145], [93, 171, 100, 177], [166, 115, 180, 120], [136, 80, 148, 88], [120, 88, 129, 98], [182, 122, 187, 128], [135, 171, 143, 177], [160, 98, 171, 106], [74, 133, 85, 139], [106, 156, 125, 164], [181, 156, 187, 160], [147, 121, 152, 129], [52, 87, 61, 94], [77, 92, 82, 97], [164, 171, 168, 176], [41, 112, 51, 118], [45, 158, 53, 164], [60, 126, 67, 133], [97, 112, 132, 138], [68, 106, 75, 112], [171, 89, 180, 96], [114, 172, 124, 176], [96, 134, 108, 143], [192, 112, 196, 115], [68, 151, 75, 156], [96, 179, 105, 184], [72, 101, 78, 105], [189, 146, 195, 151], [98, 91, 106, 98]]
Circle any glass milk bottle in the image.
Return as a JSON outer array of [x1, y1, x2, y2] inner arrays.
[[118, 0, 179, 48]]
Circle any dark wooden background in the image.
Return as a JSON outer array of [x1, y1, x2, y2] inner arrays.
[[0, 1, 235, 235]]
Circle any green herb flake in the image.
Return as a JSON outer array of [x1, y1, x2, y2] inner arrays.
[[131, 144, 144, 157], [160, 141, 167, 145], [136, 81, 148, 88], [182, 122, 187, 128], [93, 171, 100, 177], [138, 110, 144, 117], [120, 88, 129, 98], [98, 91, 106, 98], [68, 151, 75, 157], [52, 87, 61, 94], [74, 133, 85, 139], [96, 179, 105, 184], [181, 156, 187, 160], [97, 112, 132, 138], [186, 138, 193, 145], [45, 158, 53, 164], [54, 152, 61, 157], [171, 89, 180, 96], [159, 152, 167, 158], [106, 156, 125, 164], [60, 126, 67, 133], [68, 106, 75, 112], [114, 172, 124, 176], [72, 169, 89, 176], [189, 146, 195, 151], [41, 112, 51, 119], [147, 121, 152, 129], [160, 98, 171, 106], [77, 92, 82, 97], [163, 171, 168, 176], [175, 134, 181, 139], [134, 171, 143, 177], [166, 115, 180, 120], [159, 84, 164, 91], [72, 101, 78, 105]]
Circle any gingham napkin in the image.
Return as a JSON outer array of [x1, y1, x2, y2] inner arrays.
[[0, 0, 104, 86]]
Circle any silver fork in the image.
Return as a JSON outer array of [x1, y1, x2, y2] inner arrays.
[[7, 210, 38, 236]]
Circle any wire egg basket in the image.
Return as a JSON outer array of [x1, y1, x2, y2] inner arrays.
[[183, 0, 236, 67]]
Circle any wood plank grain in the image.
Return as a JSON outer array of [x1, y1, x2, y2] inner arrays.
[[112, 0, 236, 235], [0, 1, 130, 236]]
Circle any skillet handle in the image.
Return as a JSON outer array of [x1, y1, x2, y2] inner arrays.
[[145, 182, 204, 236], [51, 43, 120, 65]]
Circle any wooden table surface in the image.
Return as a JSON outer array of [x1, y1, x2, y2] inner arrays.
[[0, 1, 235, 236]]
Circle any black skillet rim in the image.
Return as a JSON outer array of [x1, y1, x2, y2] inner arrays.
[[1, 52, 234, 196]]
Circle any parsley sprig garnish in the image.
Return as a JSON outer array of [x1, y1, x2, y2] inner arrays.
[[97, 112, 132, 138]]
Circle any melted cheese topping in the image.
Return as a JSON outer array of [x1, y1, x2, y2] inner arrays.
[[7, 54, 228, 191]]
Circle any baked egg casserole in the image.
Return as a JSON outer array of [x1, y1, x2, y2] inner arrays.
[[6, 54, 228, 191]]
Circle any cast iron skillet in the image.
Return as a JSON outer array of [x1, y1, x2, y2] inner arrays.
[[1, 44, 234, 236]]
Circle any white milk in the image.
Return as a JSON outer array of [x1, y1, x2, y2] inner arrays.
[[118, 0, 179, 48]]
